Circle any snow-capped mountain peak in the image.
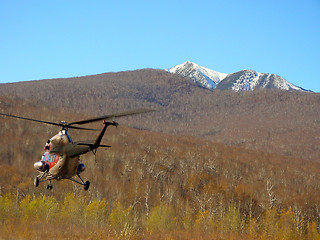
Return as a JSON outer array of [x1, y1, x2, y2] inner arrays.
[[166, 62, 306, 92], [216, 69, 305, 91], [166, 61, 227, 89]]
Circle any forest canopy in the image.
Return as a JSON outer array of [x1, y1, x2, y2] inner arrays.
[[0, 68, 319, 239]]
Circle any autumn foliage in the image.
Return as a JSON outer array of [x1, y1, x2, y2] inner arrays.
[[1, 192, 320, 239], [0, 91, 320, 239]]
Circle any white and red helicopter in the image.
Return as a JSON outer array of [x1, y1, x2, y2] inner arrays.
[[0, 109, 153, 190]]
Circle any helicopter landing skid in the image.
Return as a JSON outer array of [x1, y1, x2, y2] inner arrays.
[[34, 171, 90, 190], [69, 173, 90, 191], [34, 171, 54, 190]]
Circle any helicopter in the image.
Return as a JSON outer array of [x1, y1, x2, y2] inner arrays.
[[0, 109, 153, 190]]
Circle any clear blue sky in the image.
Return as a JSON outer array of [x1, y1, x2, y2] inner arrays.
[[1, 0, 319, 92]]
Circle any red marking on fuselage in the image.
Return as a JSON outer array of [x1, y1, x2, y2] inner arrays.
[[42, 151, 59, 169]]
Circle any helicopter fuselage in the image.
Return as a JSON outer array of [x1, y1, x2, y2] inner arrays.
[[34, 152, 81, 179], [33, 130, 86, 188]]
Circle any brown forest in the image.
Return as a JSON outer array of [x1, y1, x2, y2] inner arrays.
[[0, 69, 320, 239], [0, 69, 319, 162]]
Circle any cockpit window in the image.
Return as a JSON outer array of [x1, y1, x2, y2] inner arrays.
[[43, 153, 50, 162], [49, 155, 55, 162], [42, 152, 56, 163]]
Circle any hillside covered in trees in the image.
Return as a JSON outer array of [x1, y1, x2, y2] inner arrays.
[[0, 69, 319, 162], [0, 96, 320, 239]]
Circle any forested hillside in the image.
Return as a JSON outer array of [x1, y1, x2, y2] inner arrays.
[[0, 96, 320, 239], [0, 69, 319, 161]]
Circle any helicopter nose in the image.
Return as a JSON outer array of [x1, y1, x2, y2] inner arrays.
[[34, 161, 47, 171]]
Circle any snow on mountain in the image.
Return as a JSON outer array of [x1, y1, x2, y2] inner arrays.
[[215, 70, 305, 91], [166, 61, 227, 89], [166, 62, 306, 92]]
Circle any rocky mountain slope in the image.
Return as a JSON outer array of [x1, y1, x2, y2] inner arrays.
[[216, 69, 305, 91], [166, 61, 227, 89]]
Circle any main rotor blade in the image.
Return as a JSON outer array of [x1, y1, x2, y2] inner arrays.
[[68, 125, 99, 131], [0, 112, 61, 127], [69, 108, 155, 126]]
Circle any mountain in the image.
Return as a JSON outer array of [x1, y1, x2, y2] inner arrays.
[[216, 69, 305, 91], [0, 69, 319, 162], [167, 61, 306, 91], [166, 61, 227, 89]]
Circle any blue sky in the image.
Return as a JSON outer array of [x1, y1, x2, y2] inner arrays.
[[1, 0, 319, 92]]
